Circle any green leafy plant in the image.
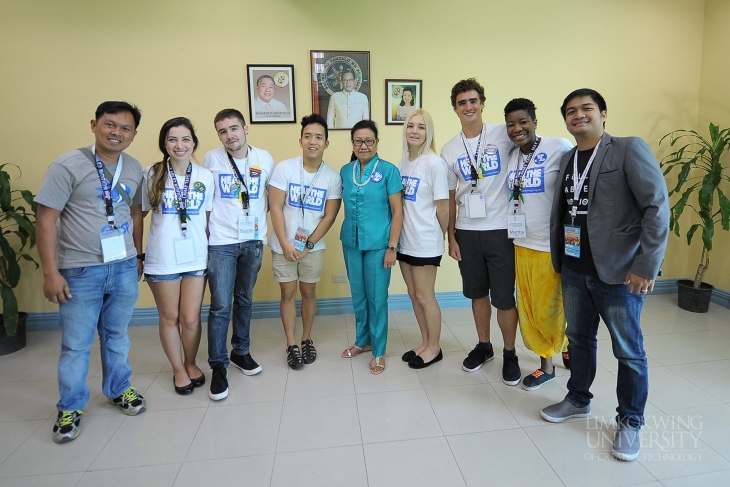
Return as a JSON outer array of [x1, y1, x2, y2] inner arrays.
[[0, 164, 38, 336], [660, 123, 730, 288]]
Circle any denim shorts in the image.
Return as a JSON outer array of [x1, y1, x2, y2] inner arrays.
[[144, 269, 207, 282]]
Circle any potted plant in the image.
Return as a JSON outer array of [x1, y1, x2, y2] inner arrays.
[[660, 123, 730, 313], [0, 163, 38, 354]]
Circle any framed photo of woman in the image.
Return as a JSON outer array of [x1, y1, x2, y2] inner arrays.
[[246, 64, 296, 124], [385, 80, 422, 125]]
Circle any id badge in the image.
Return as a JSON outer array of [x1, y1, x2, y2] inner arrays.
[[238, 215, 258, 241], [173, 237, 195, 265], [466, 193, 486, 219], [293, 226, 310, 252], [100, 230, 127, 263], [507, 213, 527, 239], [564, 225, 581, 258]]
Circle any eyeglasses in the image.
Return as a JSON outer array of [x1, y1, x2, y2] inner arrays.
[[352, 139, 377, 147]]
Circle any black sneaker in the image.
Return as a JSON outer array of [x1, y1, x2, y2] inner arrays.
[[230, 350, 263, 376], [462, 342, 494, 372], [108, 387, 146, 415], [209, 365, 229, 401], [286, 345, 304, 370], [502, 350, 521, 386], [52, 410, 82, 443]]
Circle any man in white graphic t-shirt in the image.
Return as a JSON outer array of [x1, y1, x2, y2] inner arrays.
[[441, 78, 520, 385], [269, 113, 342, 370], [203, 109, 275, 401]]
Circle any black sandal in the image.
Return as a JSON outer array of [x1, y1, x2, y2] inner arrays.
[[301, 339, 317, 364], [287, 345, 304, 370]]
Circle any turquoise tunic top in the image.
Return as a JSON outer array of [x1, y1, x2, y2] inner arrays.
[[340, 155, 402, 250]]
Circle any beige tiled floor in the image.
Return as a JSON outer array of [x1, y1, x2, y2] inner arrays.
[[1, 293, 729, 486]]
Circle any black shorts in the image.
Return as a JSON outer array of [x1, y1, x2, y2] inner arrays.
[[454, 229, 515, 309], [396, 252, 442, 267]]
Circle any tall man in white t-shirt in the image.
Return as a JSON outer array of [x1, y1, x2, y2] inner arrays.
[[269, 114, 342, 369], [203, 109, 275, 400], [441, 78, 521, 385]]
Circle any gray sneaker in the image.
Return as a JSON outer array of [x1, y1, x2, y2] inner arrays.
[[612, 424, 641, 461], [540, 398, 591, 423], [108, 386, 146, 416], [52, 410, 82, 443]]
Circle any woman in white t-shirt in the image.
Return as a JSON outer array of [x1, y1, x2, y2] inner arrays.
[[142, 117, 214, 396], [397, 109, 449, 369]]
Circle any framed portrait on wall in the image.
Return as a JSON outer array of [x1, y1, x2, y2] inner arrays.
[[246, 64, 296, 124], [385, 80, 422, 125], [310, 50, 370, 130]]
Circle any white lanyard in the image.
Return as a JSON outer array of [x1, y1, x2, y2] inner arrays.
[[352, 157, 380, 187], [300, 158, 324, 221], [571, 140, 601, 220]]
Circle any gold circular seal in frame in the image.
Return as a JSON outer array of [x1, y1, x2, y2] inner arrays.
[[318, 55, 363, 96], [273, 71, 289, 88], [391, 85, 403, 98]]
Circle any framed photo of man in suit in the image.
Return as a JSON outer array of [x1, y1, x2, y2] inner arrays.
[[247, 64, 296, 124], [310, 50, 371, 130]]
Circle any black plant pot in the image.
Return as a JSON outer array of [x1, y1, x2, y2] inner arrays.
[[0, 312, 28, 355], [676, 279, 714, 313]]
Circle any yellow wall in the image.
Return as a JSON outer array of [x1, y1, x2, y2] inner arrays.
[[694, 0, 730, 290], [0, 0, 712, 314]]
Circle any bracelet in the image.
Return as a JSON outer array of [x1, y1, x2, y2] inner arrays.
[[136, 253, 145, 261]]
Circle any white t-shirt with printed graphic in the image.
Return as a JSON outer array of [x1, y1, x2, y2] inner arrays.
[[142, 163, 215, 275], [506, 136, 573, 252], [202, 146, 275, 245], [442, 123, 514, 231], [398, 153, 449, 257], [268, 157, 342, 254]]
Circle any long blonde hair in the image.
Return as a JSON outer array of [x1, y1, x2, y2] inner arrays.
[[402, 109, 436, 160]]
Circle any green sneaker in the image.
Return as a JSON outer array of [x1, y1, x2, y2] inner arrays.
[[109, 386, 146, 416], [52, 410, 82, 443]]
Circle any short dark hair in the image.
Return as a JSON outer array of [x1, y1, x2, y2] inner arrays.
[[256, 74, 275, 86], [504, 98, 537, 121], [450, 78, 485, 108], [300, 113, 328, 141], [213, 108, 246, 127], [350, 120, 379, 162], [560, 88, 607, 120], [95, 101, 141, 129]]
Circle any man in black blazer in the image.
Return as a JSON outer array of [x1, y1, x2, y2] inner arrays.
[[539, 89, 669, 462]]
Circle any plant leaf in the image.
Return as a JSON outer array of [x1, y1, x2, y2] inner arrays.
[[686, 223, 700, 245]]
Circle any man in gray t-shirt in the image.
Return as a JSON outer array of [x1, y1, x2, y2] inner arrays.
[[35, 101, 147, 444]]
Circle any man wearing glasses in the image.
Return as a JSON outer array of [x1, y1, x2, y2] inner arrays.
[[441, 78, 521, 386], [326, 71, 369, 129]]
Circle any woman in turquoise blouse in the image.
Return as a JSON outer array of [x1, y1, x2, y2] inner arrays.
[[340, 120, 403, 374]]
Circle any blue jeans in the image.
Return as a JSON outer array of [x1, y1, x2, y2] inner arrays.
[[561, 265, 648, 429], [57, 256, 138, 411], [207, 241, 263, 367]]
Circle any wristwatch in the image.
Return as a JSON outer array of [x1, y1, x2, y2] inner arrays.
[[306, 240, 315, 250], [136, 253, 145, 261], [387, 245, 397, 252]]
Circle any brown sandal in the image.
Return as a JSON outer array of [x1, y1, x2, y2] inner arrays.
[[370, 356, 386, 375], [341, 344, 372, 358]]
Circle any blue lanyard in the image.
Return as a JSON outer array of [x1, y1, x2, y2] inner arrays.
[[167, 161, 193, 236], [92, 152, 122, 229]]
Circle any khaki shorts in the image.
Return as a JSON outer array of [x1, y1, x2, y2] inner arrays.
[[272, 249, 324, 283]]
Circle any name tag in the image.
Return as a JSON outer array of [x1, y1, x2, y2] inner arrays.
[[466, 193, 486, 219], [507, 213, 526, 239], [293, 226, 310, 252], [564, 224, 581, 258], [173, 237, 195, 265], [238, 215, 258, 241], [100, 230, 127, 263]]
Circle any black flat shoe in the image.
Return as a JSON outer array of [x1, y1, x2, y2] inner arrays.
[[408, 349, 443, 369], [402, 350, 417, 362], [174, 378, 194, 395], [190, 373, 205, 388]]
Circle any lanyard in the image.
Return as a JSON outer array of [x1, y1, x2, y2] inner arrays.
[[299, 159, 324, 222], [511, 137, 541, 210], [167, 161, 193, 237], [460, 125, 484, 192], [226, 150, 250, 214], [352, 156, 380, 187], [92, 151, 123, 229], [570, 140, 601, 223]]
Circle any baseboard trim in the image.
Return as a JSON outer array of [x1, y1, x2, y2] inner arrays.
[[23, 280, 729, 331]]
